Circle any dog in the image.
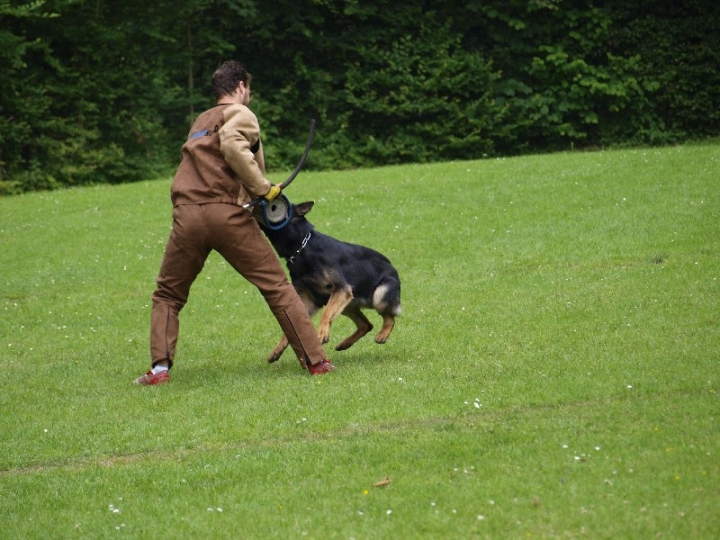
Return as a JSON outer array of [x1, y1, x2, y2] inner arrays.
[[259, 200, 401, 362]]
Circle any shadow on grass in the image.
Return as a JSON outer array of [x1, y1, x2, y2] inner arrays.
[[137, 335, 404, 392]]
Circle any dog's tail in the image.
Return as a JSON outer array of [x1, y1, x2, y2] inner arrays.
[[373, 276, 402, 316]]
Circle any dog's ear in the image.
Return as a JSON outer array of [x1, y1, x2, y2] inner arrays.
[[295, 201, 315, 216]]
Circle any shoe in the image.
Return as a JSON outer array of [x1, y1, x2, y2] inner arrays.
[[133, 370, 170, 385], [308, 360, 336, 375]]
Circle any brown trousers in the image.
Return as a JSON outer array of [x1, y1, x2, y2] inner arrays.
[[150, 203, 326, 369]]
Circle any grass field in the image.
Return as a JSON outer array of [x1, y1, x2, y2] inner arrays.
[[1, 142, 718, 539]]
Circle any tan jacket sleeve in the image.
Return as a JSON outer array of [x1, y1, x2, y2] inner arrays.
[[219, 104, 272, 199]]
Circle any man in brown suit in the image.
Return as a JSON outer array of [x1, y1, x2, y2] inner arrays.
[[134, 60, 335, 385]]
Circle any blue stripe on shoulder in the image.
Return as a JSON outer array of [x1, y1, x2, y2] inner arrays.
[[189, 129, 210, 139]]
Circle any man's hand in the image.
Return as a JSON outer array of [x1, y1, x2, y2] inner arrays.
[[263, 184, 282, 202]]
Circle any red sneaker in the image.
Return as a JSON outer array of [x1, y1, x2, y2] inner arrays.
[[308, 360, 336, 375], [133, 370, 170, 385]]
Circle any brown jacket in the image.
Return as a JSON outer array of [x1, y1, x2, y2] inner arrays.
[[171, 104, 271, 206]]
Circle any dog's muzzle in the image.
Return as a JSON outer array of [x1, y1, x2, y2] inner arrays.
[[253, 194, 293, 230]]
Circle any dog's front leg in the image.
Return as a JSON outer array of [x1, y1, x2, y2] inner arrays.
[[268, 335, 290, 363], [268, 292, 319, 363], [317, 286, 354, 344]]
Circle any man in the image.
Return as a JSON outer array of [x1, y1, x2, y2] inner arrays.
[[134, 60, 335, 385]]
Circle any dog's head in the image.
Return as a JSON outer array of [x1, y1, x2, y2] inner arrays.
[[259, 200, 316, 256]]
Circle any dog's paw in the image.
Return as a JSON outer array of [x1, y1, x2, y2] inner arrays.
[[317, 329, 331, 344]]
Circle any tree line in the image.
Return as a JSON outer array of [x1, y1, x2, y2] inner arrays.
[[1, 0, 718, 194]]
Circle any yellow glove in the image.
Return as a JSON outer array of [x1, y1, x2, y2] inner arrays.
[[263, 184, 282, 202]]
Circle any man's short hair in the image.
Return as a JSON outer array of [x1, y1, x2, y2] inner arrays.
[[212, 60, 252, 100]]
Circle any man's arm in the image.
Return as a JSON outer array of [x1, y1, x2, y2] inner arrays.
[[219, 104, 273, 199]]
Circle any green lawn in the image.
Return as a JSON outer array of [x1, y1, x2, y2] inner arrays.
[[1, 142, 718, 539]]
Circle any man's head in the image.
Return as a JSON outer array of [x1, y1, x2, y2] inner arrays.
[[212, 60, 252, 102]]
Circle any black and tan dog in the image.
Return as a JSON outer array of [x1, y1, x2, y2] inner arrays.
[[259, 200, 401, 362]]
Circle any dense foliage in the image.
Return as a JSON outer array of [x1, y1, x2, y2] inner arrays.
[[1, 0, 718, 193]]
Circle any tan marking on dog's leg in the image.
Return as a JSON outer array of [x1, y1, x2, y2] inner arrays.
[[336, 309, 373, 351], [317, 287, 354, 344], [375, 314, 396, 344]]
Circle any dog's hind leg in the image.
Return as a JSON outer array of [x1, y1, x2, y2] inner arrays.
[[335, 306, 373, 351], [317, 286, 354, 344], [375, 314, 396, 344], [372, 280, 400, 344]]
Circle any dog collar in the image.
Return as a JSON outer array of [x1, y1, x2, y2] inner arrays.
[[288, 232, 312, 265]]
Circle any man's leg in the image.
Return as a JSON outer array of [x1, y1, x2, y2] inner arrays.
[[148, 206, 209, 370], [213, 205, 330, 369]]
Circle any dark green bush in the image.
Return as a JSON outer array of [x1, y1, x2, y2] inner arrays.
[[1, 0, 718, 193]]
